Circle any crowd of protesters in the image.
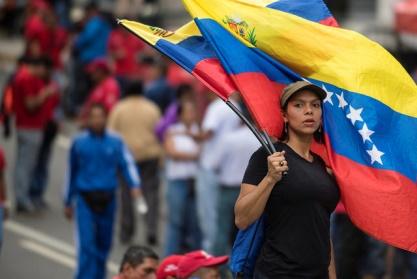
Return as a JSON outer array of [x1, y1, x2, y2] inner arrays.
[[0, 0, 417, 279]]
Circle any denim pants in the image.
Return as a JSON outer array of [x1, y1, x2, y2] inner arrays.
[[29, 121, 58, 202], [137, 159, 160, 239], [164, 178, 201, 256], [213, 185, 240, 256], [14, 129, 42, 206], [196, 168, 219, 253], [0, 206, 3, 252]]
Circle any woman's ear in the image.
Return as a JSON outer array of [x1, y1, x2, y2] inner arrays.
[[281, 109, 288, 123]]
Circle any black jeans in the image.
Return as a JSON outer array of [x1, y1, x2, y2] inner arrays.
[[119, 158, 160, 241]]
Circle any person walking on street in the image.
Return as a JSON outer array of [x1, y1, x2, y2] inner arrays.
[[64, 103, 141, 279], [108, 81, 162, 245], [163, 100, 202, 256], [12, 56, 55, 213], [0, 146, 8, 252]]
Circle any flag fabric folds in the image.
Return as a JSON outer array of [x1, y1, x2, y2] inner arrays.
[[183, 0, 417, 252], [119, 0, 338, 137], [118, 20, 236, 100]]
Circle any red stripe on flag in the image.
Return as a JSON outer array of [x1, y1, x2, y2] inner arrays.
[[325, 135, 417, 252], [233, 72, 285, 138], [319, 17, 339, 27], [192, 58, 237, 100]]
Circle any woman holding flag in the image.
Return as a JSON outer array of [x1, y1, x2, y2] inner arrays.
[[235, 81, 339, 279]]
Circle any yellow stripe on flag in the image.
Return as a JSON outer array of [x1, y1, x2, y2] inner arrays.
[[119, 19, 201, 46], [183, 0, 417, 118]]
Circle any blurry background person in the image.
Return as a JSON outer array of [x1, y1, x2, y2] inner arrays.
[[114, 245, 159, 279], [29, 56, 61, 209], [332, 206, 389, 279], [155, 83, 195, 142], [107, 25, 146, 92], [143, 58, 174, 114], [12, 56, 55, 213], [193, 93, 241, 253], [209, 108, 260, 256], [156, 255, 183, 279], [68, 2, 111, 114], [79, 58, 120, 123], [108, 81, 162, 244], [163, 100, 201, 256], [0, 146, 7, 252], [176, 250, 228, 279], [64, 103, 141, 279]]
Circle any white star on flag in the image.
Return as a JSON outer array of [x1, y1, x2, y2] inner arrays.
[[358, 123, 374, 143], [367, 145, 384, 165], [322, 85, 334, 105], [346, 105, 364, 125], [336, 92, 348, 109]]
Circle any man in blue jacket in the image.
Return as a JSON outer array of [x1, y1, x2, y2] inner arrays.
[[64, 103, 141, 279]]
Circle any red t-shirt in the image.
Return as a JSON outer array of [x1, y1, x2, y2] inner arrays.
[[107, 29, 146, 78], [81, 76, 120, 119], [12, 66, 46, 129], [50, 27, 68, 69], [0, 147, 5, 172], [42, 82, 61, 122], [24, 15, 54, 57]]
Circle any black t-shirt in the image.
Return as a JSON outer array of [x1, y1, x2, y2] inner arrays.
[[242, 142, 340, 278]]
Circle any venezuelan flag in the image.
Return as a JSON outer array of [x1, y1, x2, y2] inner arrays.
[[119, 0, 338, 136], [184, 0, 417, 252], [118, 20, 236, 100]]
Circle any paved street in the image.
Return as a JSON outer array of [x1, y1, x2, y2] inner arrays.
[[0, 129, 166, 278]]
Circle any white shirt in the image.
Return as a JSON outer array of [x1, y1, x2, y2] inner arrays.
[[165, 123, 200, 180], [200, 99, 241, 169], [207, 125, 260, 187]]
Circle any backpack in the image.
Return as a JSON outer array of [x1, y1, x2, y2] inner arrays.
[[230, 215, 265, 279]]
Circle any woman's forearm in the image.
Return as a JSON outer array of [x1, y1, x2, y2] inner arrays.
[[235, 176, 276, 229]]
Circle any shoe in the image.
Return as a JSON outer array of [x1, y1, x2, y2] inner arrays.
[[147, 235, 158, 246], [16, 201, 36, 214], [32, 198, 49, 210]]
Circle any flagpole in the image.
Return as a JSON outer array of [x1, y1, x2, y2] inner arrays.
[[225, 100, 273, 155]]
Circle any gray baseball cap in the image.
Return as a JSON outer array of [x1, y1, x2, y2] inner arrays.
[[280, 81, 327, 108]]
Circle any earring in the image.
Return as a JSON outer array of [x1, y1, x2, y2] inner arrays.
[[285, 122, 288, 134], [318, 125, 322, 133]]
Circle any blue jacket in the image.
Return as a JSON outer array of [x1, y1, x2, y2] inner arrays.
[[64, 130, 140, 206], [74, 15, 111, 63]]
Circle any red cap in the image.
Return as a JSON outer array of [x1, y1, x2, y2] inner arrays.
[[30, 0, 51, 10], [86, 58, 110, 74], [157, 255, 184, 279], [177, 250, 228, 279]]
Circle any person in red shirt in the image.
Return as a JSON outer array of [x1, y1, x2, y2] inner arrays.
[[79, 58, 121, 123], [0, 146, 8, 252], [24, 1, 54, 59], [12, 56, 54, 212], [107, 25, 146, 85], [29, 59, 61, 209]]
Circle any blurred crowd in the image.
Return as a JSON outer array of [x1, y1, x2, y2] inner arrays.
[[0, 0, 416, 279]]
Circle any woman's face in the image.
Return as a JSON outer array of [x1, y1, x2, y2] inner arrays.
[[283, 89, 322, 137], [180, 101, 197, 126]]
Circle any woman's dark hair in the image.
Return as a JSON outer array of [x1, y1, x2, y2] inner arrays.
[[177, 100, 196, 118], [279, 102, 324, 144], [175, 83, 193, 99], [119, 246, 159, 273]]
